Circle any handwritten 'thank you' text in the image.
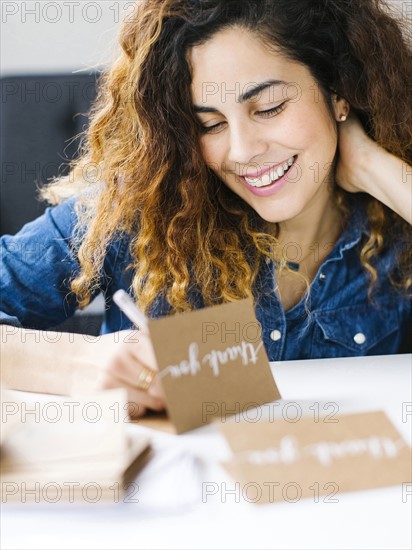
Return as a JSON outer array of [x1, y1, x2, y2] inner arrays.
[[159, 341, 264, 379]]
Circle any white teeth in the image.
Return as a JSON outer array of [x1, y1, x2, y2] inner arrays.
[[261, 172, 271, 186], [269, 166, 280, 182], [244, 156, 295, 187]]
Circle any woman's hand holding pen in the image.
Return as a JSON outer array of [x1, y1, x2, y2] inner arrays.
[[73, 329, 166, 419], [88, 329, 166, 419]]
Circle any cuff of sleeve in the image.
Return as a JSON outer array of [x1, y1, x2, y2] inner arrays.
[[0, 312, 22, 328]]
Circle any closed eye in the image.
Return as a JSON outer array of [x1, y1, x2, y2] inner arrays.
[[199, 120, 225, 134], [256, 102, 287, 118], [200, 101, 287, 134]]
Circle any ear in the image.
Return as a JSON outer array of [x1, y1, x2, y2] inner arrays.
[[332, 94, 350, 122]]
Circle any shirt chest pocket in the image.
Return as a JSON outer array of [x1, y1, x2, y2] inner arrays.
[[311, 303, 401, 358]]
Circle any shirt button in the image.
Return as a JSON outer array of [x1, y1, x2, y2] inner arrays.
[[270, 329, 282, 342], [353, 332, 366, 345], [319, 273, 326, 281]]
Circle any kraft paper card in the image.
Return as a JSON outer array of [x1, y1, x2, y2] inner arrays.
[[219, 410, 412, 503], [149, 298, 281, 434], [1, 388, 151, 503]]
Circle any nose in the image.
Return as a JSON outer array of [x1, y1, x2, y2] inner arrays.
[[227, 119, 268, 166]]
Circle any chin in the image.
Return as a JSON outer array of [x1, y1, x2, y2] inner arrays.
[[251, 203, 303, 225]]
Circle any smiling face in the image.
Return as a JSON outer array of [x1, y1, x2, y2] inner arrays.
[[190, 27, 344, 225]]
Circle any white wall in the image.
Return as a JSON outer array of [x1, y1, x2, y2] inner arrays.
[[0, 1, 135, 76]]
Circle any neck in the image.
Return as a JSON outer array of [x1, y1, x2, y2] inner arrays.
[[276, 192, 342, 268]]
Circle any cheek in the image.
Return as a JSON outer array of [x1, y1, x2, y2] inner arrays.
[[200, 138, 223, 172], [288, 96, 337, 148], [293, 113, 330, 146], [308, 104, 338, 147]]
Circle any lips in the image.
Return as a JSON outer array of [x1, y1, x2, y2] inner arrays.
[[238, 155, 298, 198], [242, 156, 296, 188]]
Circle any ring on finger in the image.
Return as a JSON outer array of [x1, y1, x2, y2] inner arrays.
[[135, 366, 156, 391]]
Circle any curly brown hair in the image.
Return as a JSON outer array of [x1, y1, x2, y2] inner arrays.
[[43, 0, 412, 313]]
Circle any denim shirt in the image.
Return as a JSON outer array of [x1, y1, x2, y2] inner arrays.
[[1, 198, 410, 360]]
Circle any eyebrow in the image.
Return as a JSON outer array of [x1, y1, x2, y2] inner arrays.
[[193, 79, 286, 113]]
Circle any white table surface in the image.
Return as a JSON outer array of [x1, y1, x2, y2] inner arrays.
[[1, 354, 411, 550]]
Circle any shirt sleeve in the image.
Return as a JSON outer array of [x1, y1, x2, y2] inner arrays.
[[0, 198, 88, 329]]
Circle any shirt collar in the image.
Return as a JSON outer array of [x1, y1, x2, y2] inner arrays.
[[322, 197, 370, 265]]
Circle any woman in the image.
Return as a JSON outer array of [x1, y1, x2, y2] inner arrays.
[[1, 0, 411, 417]]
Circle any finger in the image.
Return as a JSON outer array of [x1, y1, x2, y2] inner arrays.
[[103, 344, 154, 388], [114, 331, 159, 377], [102, 372, 165, 411], [127, 331, 158, 370], [124, 334, 166, 399], [128, 403, 147, 419], [127, 385, 165, 412], [100, 347, 164, 407], [148, 377, 166, 400], [123, 344, 166, 400], [99, 331, 165, 407]]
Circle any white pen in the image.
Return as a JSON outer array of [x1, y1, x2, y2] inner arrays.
[[113, 289, 149, 332]]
